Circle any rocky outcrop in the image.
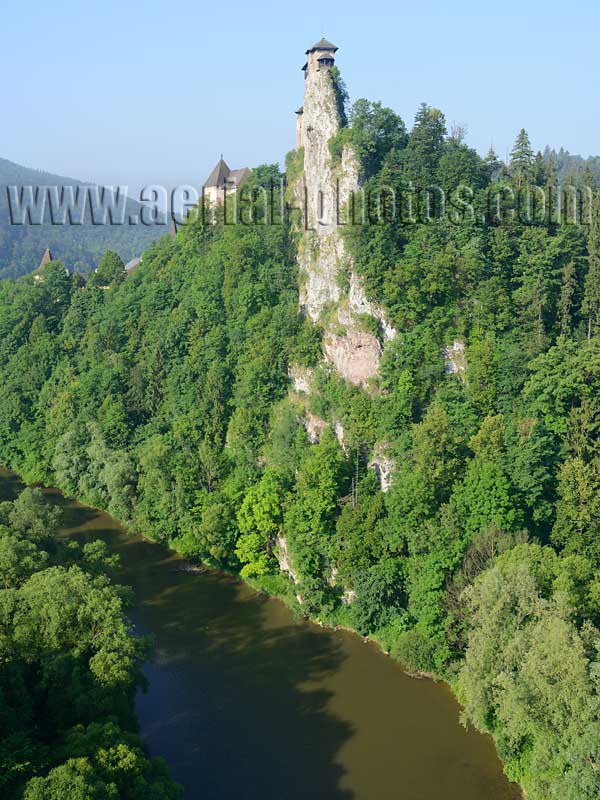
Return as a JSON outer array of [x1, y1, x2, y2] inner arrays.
[[342, 589, 356, 605], [347, 272, 396, 341], [368, 443, 395, 493], [288, 364, 313, 394], [324, 329, 381, 388], [297, 56, 358, 321], [442, 340, 466, 375], [276, 535, 298, 584], [304, 411, 327, 443], [334, 421, 347, 453]]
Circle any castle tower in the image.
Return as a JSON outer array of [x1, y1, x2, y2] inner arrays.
[[297, 38, 340, 155], [294, 37, 360, 320], [303, 37, 338, 76], [203, 157, 250, 206], [297, 36, 345, 228]]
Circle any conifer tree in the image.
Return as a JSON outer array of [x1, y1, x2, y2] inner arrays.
[[544, 150, 559, 221], [582, 163, 596, 191], [402, 103, 447, 187], [484, 145, 503, 181], [509, 128, 534, 185]]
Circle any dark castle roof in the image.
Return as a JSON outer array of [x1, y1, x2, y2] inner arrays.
[[203, 158, 250, 190], [229, 167, 251, 186], [204, 157, 231, 188], [306, 37, 338, 54]]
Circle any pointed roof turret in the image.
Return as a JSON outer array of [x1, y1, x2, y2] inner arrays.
[[306, 37, 338, 54], [37, 247, 53, 271], [204, 157, 231, 189]]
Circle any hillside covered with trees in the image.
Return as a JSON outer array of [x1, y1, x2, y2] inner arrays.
[[1, 96, 600, 800], [0, 158, 167, 280]]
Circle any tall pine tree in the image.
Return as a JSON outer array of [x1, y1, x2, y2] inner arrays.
[[509, 128, 534, 185]]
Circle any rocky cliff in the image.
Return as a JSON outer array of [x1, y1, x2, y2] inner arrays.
[[294, 53, 394, 390]]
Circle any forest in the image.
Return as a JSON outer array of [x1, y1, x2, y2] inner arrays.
[[1, 91, 600, 799]]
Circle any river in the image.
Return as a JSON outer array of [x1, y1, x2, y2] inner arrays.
[[0, 469, 520, 800]]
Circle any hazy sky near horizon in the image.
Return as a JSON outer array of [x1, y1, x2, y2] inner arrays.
[[2, 0, 598, 194]]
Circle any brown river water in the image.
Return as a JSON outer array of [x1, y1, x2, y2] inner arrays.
[[0, 468, 520, 800]]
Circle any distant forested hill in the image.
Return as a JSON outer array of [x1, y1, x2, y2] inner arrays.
[[0, 157, 168, 279], [543, 145, 600, 185]]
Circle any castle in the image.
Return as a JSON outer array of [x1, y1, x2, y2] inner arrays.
[[202, 157, 250, 205], [203, 39, 340, 205], [295, 38, 338, 150]]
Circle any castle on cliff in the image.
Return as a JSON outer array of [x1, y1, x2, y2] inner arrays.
[[290, 37, 396, 388], [295, 38, 338, 149]]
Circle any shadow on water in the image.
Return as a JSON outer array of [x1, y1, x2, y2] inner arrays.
[[119, 541, 355, 800]]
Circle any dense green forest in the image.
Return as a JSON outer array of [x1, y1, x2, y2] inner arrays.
[[0, 485, 182, 798], [0, 157, 167, 280], [1, 96, 600, 800]]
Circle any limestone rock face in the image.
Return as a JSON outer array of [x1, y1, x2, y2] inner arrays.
[[324, 330, 381, 388], [368, 443, 395, 493], [288, 364, 313, 394], [442, 340, 467, 374], [276, 535, 298, 584], [295, 45, 394, 392], [298, 63, 359, 321], [304, 411, 327, 443], [334, 421, 347, 453], [348, 272, 397, 341]]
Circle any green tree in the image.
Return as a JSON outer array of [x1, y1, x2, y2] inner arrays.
[[235, 469, 283, 578], [450, 459, 523, 539], [459, 546, 600, 799], [343, 99, 408, 178], [509, 128, 534, 185], [351, 559, 404, 635], [88, 251, 125, 288], [558, 260, 578, 335], [284, 431, 346, 608], [402, 103, 447, 187], [552, 457, 600, 562]]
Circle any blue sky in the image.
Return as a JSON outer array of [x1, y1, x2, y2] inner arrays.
[[2, 0, 598, 194]]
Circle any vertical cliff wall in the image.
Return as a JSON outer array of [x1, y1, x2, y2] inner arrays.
[[294, 51, 394, 389], [297, 61, 356, 320]]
